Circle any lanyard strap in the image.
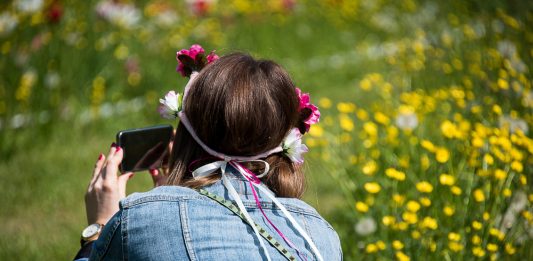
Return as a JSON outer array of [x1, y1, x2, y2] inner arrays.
[[196, 188, 297, 261]]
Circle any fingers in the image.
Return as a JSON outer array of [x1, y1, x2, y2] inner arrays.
[[117, 172, 135, 198], [90, 143, 120, 190], [89, 153, 106, 190], [149, 169, 167, 187], [103, 145, 122, 182]]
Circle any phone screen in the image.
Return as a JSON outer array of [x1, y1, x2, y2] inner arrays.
[[116, 124, 173, 173]]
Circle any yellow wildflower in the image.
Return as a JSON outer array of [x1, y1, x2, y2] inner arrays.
[[366, 243, 378, 253], [489, 228, 505, 240], [406, 201, 421, 212], [511, 161, 523, 172], [420, 140, 436, 152], [505, 243, 516, 255], [523, 211, 533, 221], [393, 194, 406, 205], [319, 98, 332, 109], [396, 251, 410, 261], [364, 182, 381, 194], [399, 156, 410, 168], [487, 243, 498, 252], [472, 235, 481, 244], [472, 221, 482, 230], [360, 78, 372, 91], [420, 197, 431, 207], [473, 247, 486, 257], [451, 186, 462, 195], [363, 122, 378, 136], [386, 168, 406, 181], [472, 137, 484, 147], [473, 189, 485, 202], [441, 120, 456, 138], [435, 147, 450, 163], [520, 174, 527, 185], [392, 240, 404, 250], [503, 188, 512, 197], [355, 201, 369, 213], [336, 102, 355, 113], [483, 154, 494, 165], [339, 114, 355, 132], [374, 112, 390, 125], [494, 169, 507, 180], [376, 240, 386, 250], [497, 78, 509, 90], [443, 206, 455, 216], [448, 241, 463, 252], [416, 181, 433, 193], [411, 230, 421, 239], [402, 212, 418, 224], [308, 125, 324, 138], [396, 222, 408, 231], [362, 160, 377, 175], [439, 173, 455, 186], [448, 232, 461, 241], [421, 155, 430, 170], [382, 216, 396, 226], [483, 212, 490, 221], [492, 105, 502, 115], [420, 216, 438, 230], [356, 109, 368, 120]]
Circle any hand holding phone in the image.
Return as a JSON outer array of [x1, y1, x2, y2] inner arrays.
[[116, 124, 173, 173]]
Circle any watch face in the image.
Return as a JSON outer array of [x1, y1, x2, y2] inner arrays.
[[82, 224, 101, 238]]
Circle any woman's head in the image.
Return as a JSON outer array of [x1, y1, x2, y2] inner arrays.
[[167, 53, 305, 198]]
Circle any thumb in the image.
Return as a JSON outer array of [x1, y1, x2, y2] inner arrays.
[[118, 172, 135, 198]]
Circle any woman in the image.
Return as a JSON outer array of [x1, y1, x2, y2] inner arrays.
[[77, 52, 342, 260]]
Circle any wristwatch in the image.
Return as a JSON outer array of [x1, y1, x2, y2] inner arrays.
[[81, 223, 104, 246]]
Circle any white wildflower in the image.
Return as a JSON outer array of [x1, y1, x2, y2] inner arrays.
[[355, 217, 377, 236]]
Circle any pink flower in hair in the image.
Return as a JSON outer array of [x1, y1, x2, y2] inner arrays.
[[206, 51, 219, 63], [176, 44, 219, 77], [295, 87, 320, 134]]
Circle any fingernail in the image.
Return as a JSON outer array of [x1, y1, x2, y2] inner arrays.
[[128, 173, 135, 179], [115, 146, 121, 152], [111, 142, 117, 148], [98, 154, 103, 160]]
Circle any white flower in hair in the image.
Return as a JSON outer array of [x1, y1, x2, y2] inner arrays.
[[282, 128, 309, 164], [158, 91, 182, 119]]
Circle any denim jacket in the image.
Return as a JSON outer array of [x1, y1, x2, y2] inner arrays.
[[85, 171, 342, 260]]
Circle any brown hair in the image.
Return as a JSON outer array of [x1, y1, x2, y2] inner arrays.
[[166, 53, 305, 198]]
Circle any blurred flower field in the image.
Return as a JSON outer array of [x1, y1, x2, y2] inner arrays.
[[1, 0, 532, 260]]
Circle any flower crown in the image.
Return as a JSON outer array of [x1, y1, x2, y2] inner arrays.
[[158, 44, 320, 164]]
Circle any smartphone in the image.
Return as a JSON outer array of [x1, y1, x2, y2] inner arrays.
[[116, 124, 173, 173]]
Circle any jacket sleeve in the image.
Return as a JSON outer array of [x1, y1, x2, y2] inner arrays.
[[88, 210, 125, 260]]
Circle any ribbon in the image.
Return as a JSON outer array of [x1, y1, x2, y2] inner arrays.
[[192, 159, 324, 261]]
